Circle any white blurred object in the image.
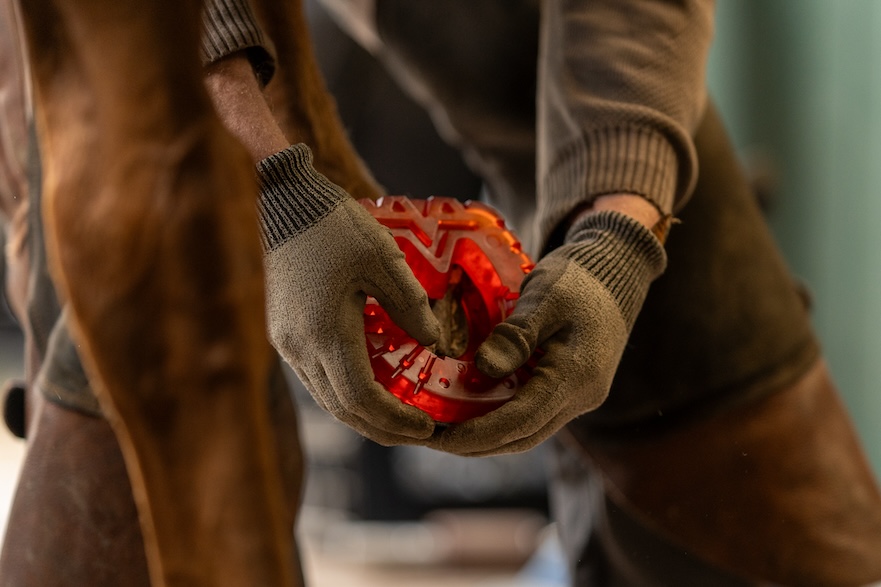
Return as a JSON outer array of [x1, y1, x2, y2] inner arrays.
[[302, 506, 546, 568]]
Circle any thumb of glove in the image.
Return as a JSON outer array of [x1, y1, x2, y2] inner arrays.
[[360, 237, 440, 347], [382, 295, 440, 347], [475, 320, 534, 379], [475, 259, 569, 378]]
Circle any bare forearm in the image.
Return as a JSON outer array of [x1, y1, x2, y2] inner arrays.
[[204, 54, 288, 163], [590, 193, 662, 231]]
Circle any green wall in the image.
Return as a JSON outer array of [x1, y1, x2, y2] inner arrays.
[[709, 1, 881, 474]]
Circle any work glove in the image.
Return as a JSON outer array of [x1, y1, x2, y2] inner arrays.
[[258, 144, 440, 445], [430, 210, 667, 456]]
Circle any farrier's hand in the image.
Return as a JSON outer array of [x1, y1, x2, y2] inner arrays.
[[430, 210, 666, 456], [258, 144, 440, 445]]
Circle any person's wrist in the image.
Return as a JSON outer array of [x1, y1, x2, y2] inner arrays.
[[204, 53, 289, 163], [564, 210, 667, 328], [256, 144, 347, 251], [572, 193, 671, 244], [590, 193, 661, 226]]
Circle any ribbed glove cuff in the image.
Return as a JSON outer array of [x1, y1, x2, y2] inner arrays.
[[256, 144, 348, 251], [564, 210, 667, 329]]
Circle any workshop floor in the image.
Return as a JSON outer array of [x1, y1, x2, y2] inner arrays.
[[0, 324, 563, 586], [0, 431, 556, 587], [0, 324, 25, 543]]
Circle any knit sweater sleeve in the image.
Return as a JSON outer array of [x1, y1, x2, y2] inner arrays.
[[536, 0, 714, 253], [200, 0, 276, 86]]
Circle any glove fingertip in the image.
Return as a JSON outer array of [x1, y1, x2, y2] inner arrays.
[[384, 297, 440, 346], [407, 308, 441, 347], [475, 333, 523, 378]]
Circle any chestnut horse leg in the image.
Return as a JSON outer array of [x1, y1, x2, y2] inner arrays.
[[17, 0, 296, 585], [0, 0, 29, 225], [0, 0, 30, 328]]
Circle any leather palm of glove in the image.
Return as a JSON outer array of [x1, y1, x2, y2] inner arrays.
[[258, 144, 440, 445], [429, 210, 667, 456]]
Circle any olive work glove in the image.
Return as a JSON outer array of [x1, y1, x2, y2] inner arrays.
[[258, 144, 440, 445], [429, 210, 667, 456]]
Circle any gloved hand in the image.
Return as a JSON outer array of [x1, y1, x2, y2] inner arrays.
[[258, 144, 440, 445], [430, 209, 667, 456]]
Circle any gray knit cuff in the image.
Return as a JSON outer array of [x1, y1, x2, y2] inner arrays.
[[537, 125, 690, 256], [257, 144, 349, 251], [564, 210, 667, 329], [201, 0, 275, 85]]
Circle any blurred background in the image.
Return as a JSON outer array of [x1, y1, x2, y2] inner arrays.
[[2, 0, 881, 584], [708, 1, 881, 473]]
